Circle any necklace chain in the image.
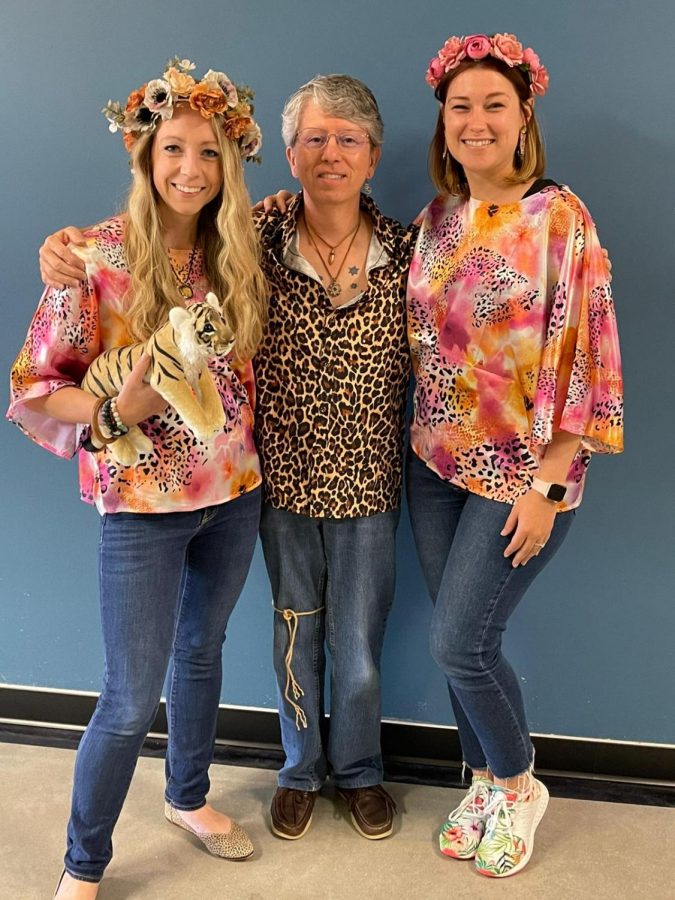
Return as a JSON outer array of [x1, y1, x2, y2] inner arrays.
[[305, 217, 360, 265], [304, 215, 361, 298], [169, 245, 198, 300]]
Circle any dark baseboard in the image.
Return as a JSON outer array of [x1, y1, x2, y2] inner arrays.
[[1, 686, 673, 807]]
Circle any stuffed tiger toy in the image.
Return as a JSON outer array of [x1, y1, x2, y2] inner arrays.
[[82, 292, 234, 466]]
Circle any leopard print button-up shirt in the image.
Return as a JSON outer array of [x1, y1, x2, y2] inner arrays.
[[254, 194, 416, 518]]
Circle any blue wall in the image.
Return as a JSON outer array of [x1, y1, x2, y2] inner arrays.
[[2, 0, 674, 744]]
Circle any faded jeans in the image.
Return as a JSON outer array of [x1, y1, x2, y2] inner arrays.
[[260, 504, 399, 790]]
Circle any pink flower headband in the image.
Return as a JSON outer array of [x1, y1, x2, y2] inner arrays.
[[426, 33, 549, 97], [102, 57, 262, 162]]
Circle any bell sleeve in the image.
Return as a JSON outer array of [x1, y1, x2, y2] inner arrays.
[[531, 192, 623, 454], [7, 276, 101, 458]]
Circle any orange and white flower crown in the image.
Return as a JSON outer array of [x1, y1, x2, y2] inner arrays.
[[102, 57, 262, 162], [426, 33, 549, 98]]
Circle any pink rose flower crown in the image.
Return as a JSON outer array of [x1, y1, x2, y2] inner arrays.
[[425, 33, 549, 98], [102, 56, 263, 162]]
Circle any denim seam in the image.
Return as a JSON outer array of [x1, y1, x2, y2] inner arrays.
[[165, 548, 193, 807], [311, 564, 327, 774], [478, 566, 533, 777]]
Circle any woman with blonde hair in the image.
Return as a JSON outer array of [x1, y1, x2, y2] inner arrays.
[[9, 57, 266, 898]]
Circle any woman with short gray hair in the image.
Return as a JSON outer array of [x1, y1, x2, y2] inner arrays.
[[280, 74, 384, 148]]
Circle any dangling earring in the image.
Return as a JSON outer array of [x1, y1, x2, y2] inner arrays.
[[442, 145, 448, 162], [362, 180, 372, 195], [516, 127, 527, 167]]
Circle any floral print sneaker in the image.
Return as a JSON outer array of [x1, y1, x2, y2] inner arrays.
[[439, 776, 492, 859], [475, 779, 549, 877]]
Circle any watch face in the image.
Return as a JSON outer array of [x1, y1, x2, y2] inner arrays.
[[547, 484, 566, 502]]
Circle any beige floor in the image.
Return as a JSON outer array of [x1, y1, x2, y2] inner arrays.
[[1, 743, 673, 900]]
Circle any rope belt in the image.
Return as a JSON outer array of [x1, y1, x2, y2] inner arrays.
[[274, 606, 325, 730]]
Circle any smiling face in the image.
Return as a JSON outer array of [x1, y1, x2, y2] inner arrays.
[[285, 100, 381, 206], [151, 104, 224, 232], [443, 67, 532, 187]]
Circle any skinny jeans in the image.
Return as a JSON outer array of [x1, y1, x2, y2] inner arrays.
[[65, 489, 260, 882], [405, 449, 573, 778]]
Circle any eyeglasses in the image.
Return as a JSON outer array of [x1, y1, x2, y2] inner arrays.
[[294, 128, 370, 151]]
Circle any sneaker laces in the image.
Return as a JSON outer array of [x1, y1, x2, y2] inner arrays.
[[481, 788, 516, 842], [447, 779, 491, 822]]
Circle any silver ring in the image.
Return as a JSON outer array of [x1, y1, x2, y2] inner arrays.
[[535, 541, 546, 548]]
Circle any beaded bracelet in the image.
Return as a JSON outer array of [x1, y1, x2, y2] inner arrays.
[[100, 398, 128, 439], [100, 398, 115, 437], [110, 396, 129, 435]]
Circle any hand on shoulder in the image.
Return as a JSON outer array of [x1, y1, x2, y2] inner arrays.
[[39, 226, 87, 288]]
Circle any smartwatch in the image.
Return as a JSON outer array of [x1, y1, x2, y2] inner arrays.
[[531, 477, 566, 503]]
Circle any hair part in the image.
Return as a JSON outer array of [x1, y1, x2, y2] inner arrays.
[[281, 74, 384, 147], [123, 116, 267, 361], [428, 56, 545, 198]]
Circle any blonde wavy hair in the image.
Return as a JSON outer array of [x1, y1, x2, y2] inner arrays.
[[124, 116, 267, 361], [429, 57, 545, 198]]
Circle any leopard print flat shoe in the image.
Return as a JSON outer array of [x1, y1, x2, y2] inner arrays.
[[164, 803, 254, 860]]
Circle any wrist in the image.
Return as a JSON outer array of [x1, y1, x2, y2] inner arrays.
[[88, 396, 129, 448], [108, 396, 129, 435], [531, 476, 566, 503]]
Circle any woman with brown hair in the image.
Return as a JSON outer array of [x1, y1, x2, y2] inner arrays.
[[406, 32, 623, 876]]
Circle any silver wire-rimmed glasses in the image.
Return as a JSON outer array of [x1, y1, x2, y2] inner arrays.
[[294, 129, 370, 151]]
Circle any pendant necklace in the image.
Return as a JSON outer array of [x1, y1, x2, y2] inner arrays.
[[304, 215, 361, 298], [306, 216, 360, 265], [169, 244, 198, 300]]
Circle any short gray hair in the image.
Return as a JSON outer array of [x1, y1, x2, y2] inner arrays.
[[281, 74, 384, 148]]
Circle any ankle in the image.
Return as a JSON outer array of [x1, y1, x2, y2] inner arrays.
[[55, 872, 100, 899], [471, 768, 493, 782], [493, 770, 537, 800]]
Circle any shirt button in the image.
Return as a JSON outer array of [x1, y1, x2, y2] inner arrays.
[[319, 403, 328, 414]]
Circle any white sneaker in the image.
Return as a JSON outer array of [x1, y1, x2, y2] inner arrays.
[[439, 777, 492, 859], [475, 779, 549, 877]]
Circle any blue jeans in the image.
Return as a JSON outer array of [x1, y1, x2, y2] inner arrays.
[[259, 504, 399, 791], [405, 449, 573, 778], [65, 489, 261, 882]]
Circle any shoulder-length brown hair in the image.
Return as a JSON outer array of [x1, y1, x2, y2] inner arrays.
[[429, 57, 545, 198]]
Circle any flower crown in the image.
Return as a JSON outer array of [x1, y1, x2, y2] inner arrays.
[[102, 57, 262, 162], [425, 33, 549, 97]]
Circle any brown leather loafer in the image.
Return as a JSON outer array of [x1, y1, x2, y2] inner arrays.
[[337, 784, 397, 840], [270, 787, 318, 840]]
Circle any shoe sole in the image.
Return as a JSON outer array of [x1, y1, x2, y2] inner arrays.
[[477, 782, 550, 878], [271, 813, 313, 841], [440, 846, 476, 859], [349, 812, 393, 841]]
